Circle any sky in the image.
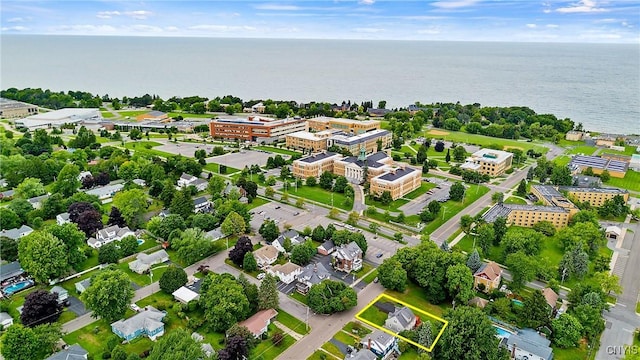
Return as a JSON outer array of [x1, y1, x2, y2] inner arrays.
[[1, 0, 639, 43]]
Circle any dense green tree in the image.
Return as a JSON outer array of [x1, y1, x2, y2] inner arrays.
[[190, 213, 216, 232], [460, 214, 474, 234], [449, 182, 465, 201], [550, 165, 573, 186], [199, 273, 250, 332], [1, 323, 62, 360], [52, 163, 81, 197], [333, 176, 349, 193], [15, 177, 46, 199], [435, 306, 503, 360], [319, 171, 334, 190], [18, 231, 68, 283], [258, 274, 279, 310], [453, 145, 466, 162], [492, 216, 508, 245], [594, 272, 623, 296], [532, 220, 556, 236], [377, 258, 407, 292], [98, 242, 122, 264], [170, 188, 194, 220], [8, 198, 34, 223], [379, 190, 393, 205], [516, 179, 527, 196], [0, 207, 21, 230], [237, 274, 259, 313], [159, 266, 188, 294], [522, 290, 552, 329], [171, 228, 214, 265], [112, 189, 149, 227], [243, 251, 258, 271], [311, 225, 326, 242], [82, 266, 134, 322], [259, 219, 279, 242], [446, 264, 475, 306], [0, 236, 18, 261], [290, 240, 317, 266], [307, 280, 357, 314], [221, 211, 246, 236], [600, 169, 611, 182], [505, 251, 537, 290], [466, 249, 482, 273], [475, 223, 495, 255], [551, 314, 583, 348], [119, 235, 139, 257], [147, 329, 205, 360], [48, 222, 87, 270], [229, 236, 253, 266], [502, 227, 543, 256]]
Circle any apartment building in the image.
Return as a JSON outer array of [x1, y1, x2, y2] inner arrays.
[[530, 185, 576, 210], [460, 148, 513, 177], [307, 117, 380, 134], [370, 167, 421, 200], [568, 155, 628, 178], [483, 203, 575, 229], [561, 187, 629, 207], [0, 98, 38, 118], [328, 129, 392, 155], [209, 116, 307, 142], [285, 129, 338, 151], [292, 152, 343, 178]]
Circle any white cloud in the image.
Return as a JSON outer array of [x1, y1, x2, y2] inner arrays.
[[526, 23, 537, 28], [546, 24, 559, 28], [130, 24, 163, 32], [254, 4, 301, 11], [125, 11, 152, 20], [7, 17, 29, 23], [96, 11, 121, 19], [556, 0, 607, 13], [359, 0, 375, 5], [165, 26, 180, 32], [1, 26, 29, 31], [431, 0, 480, 9]]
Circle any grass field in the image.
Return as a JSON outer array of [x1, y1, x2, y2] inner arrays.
[[600, 145, 637, 156], [403, 181, 438, 200], [424, 129, 548, 153], [422, 184, 490, 234], [254, 146, 302, 156], [276, 308, 310, 335], [359, 305, 388, 326], [100, 111, 115, 118], [288, 185, 353, 211], [566, 145, 597, 155], [384, 281, 450, 317], [116, 110, 148, 117], [365, 196, 410, 212], [504, 196, 527, 205], [606, 170, 640, 192], [167, 112, 214, 119], [124, 141, 176, 158], [553, 155, 572, 166], [321, 341, 345, 359]]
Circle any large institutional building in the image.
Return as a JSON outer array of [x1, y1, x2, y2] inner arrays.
[[568, 155, 628, 178], [483, 184, 628, 229], [208, 116, 307, 142], [307, 117, 380, 134], [285, 129, 392, 155], [460, 148, 514, 177], [0, 98, 38, 119], [293, 150, 421, 200], [14, 108, 102, 130]]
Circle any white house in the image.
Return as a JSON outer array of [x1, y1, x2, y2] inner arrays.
[[332, 242, 363, 273], [384, 306, 417, 333], [605, 226, 622, 240], [205, 227, 226, 241], [505, 329, 553, 360], [268, 262, 302, 284], [193, 197, 212, 213], [0, 225, 34, 241], [75, 278, 91, 294], [272, 229, 305, 253], [360, 329, 397, 358], [296, 262, 332, 294], [85, 183, 124, 203], [27, 194, 49, 209], [56, 212, 71, 225], [50, 286, 69, 305], [253, 245, 279, 268], [78, 171, 92, 181], [87, 225, 135, 248], [177, 173, 208, 192], [0, 312, 13, 329], [129, 250, 169, 274]]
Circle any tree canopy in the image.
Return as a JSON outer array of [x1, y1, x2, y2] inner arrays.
[[18, 231, 69, 284], [307, 280, 357, 314], [199, 273, 251, 332], [81, 266, 134, 322]]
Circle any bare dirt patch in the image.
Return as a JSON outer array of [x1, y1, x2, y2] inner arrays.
[[503, 145, 524, 151], [427, 129, 450, 136]]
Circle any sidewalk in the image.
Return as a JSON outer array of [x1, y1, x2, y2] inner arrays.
[[273, 321, 304, 341]]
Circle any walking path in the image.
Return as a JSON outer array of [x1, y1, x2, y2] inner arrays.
[[272, 321, 303, 341]]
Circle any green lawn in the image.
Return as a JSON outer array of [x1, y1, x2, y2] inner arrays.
[[422, 184, 490, 234], [100, 111, 115, 118], [600, 145, 637, 156], [254, 146, 302, 156], [124, 141, 176, 158], [358, 305, 388, 327], [63, 318, 154, 359], [567, 145, 597, 155], [403, 181, 437, 200], [288, 185, 353, 211], [307, 350, 331, 360], [276, 308, 310, 335], [250, 324, 296, 359], [290, 291, 308, 305], [321, 342, 344, 359], [384, 281, 450, 318], [116, 110, 148, 117], [333, 330, 359, 346], [167, 112, 214, 119], [116, 261, 170, 287], [362, 269, 378, 284], [504, 196, 527, 205], [553, 155, 572, 167], [424, 129, 548, 153], [365, 196, 410, 212], [203, 162, 241, 175], [606, 170, 640, 192], [552, 345, 589, 360], [248, 196, 270, 210], [342, 321, 372, 337]]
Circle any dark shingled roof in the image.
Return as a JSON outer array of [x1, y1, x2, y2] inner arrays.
[[377, 167, 416, 181], [298, 152, 339, 164], [341, 151, 390, 168]]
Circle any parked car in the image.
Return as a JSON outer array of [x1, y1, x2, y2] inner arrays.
[[275, 206, 281, 209], [376, 253, 384, 258], [130, 303, 141, 312], [373, 277, 379, 283], [257, 273, 266, 280]]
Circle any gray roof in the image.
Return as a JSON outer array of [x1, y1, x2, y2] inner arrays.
[[0, 189, 15, 197], [561, 186, 628, 195], [298, 152, 339, 164], [340, 151, 390, 169], [298, 263, 332, 286], [318, 240, 335, 251], [571, 175, 602, 188], [45, 344, 88, 360], [0, 225, 34, 240], [193, 197, 209, 206], [348, 349, 377, 360], [205, 227, 225, 240], [360, 329, 395, 351], [85, 183, 124, 197], [376, 167, 416, 182], [275, 229, 304, 246], [27, 194, 49, 204], [76, 278, 91, 289], [333, 242, 363, 261], [57, 212, 70, 221], [482, 203, 569, 223], [331, 129, 390, 146], [97, 225, 132, 240], [387, 306, 416, 329], [111, 306, 165, 337], [0, 312, 12, 322], [146, 110, 166, 117], [506, 329, 553, 360], [569, 155, 628, 173]]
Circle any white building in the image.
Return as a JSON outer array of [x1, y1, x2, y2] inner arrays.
[[56, 212, 71, 225], [177, 173, 208, 192], [85, 183, 124, 203], [268, 262, 302, 284], [15, 108, 101, 130], [129, 250, 169, 274], [253, 245, 279, 268], [87, 225, 135, 248]]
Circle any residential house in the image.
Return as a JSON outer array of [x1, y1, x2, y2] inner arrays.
[[158, 209, 171, 218], [0, 312, 13, 329], [45, 345, 88, 360], [346, 349, 377, 360], [296, 262, 332, 294], [505, 328, 553, 360], [56, 212, 71, 225], [237, 308, 278, 338], [193, 197, 212, 213], [129, 250, 169, 274], [0, 261, 26, 285], [253, 245, 279, 268], [85, 183, 124, 203], [50, 286, 69, 304], [384, 306, 417, 333], [111, 306, 166, 341], [77, 171, 92, 181], [268, 262, 302, 284], [473, 261, 503, 292], [173, 279, 203, 304], [0, 189, 15, 200], [468, 297, 489, 309], [360, 329, 397, 358], [75, 278, 91, 294], [177, 173, 208, 192], [191, 332, 215, 357], [332, 242, 363, 273], [132, 179, 146, 187], [87, 225, 135, 248], [317, 240, 335, 256], [205, 227, 226, 241], [272, 229, 305, 253], [542, 288, 559, 311], [606, 226, 622, 240], [0, 225, 34, 241], [27, 194, 49, 209]]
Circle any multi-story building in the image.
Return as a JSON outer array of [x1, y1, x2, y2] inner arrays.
[[565, 131, 586, 141], [307, 117, 380, 134], [482, 203, 575, 229], [561, 186, 629, 207], [0, 98, 38, 118], [285, 130, 338, 151], [568, 155, 628, 178], [333, 151, 394, 183], [292, 152, 343, 179], [370, 167, 421, 200], [460, 148, 513, 177], [327, 129, 392, 155], [530, 185, 577, 210], [209, 116, 307, 142]]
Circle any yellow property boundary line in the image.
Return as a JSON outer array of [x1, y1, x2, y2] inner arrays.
[[354, 293, 448, 353]]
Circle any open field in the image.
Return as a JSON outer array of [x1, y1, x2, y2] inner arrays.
[[566, 145, 597, 155], [425, 129, 548, 153], [124, 141, 176, 158], [606, 170, 640, 192], [600, 145, 637, 156], [254, 146, 301, 156], [167, 112, 214, 119], [422, 184, 490, 233], [203, 162, 241, 174], [288, 185, 353, 211], [116, 110, 148, 117]]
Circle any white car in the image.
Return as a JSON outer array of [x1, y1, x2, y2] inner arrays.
[[257, 273, 266, 280], [130, 303, 141, 312]]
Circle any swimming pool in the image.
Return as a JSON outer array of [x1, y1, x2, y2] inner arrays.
[[511, 299, 524, 306], [493, 325, 512, 339], [3, 280, 34, 295], [137, 239, 145, 245]]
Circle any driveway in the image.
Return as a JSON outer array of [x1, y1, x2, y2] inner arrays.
[[66, 296, 88, 316]]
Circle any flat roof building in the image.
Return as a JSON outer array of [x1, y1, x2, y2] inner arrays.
[[209, 116, 307, 142], [370, 167, 421, 201], [460, 148, 513, 177], [292, 152, 343, 178], [307, 117, 380, 134], [328, 129, 392, 155], [15, 108, 101, 130], [569, 155, 628, 178], [561, 186, 629, 207], [0, 98, 38, 119], [483, 203, 575, 229], [285, 129, 339, 152]]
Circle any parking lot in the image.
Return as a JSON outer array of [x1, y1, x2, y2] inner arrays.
[[398, 178, 452, 215], [155, 142, 216, 158], [206, 149, 275, 169]]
